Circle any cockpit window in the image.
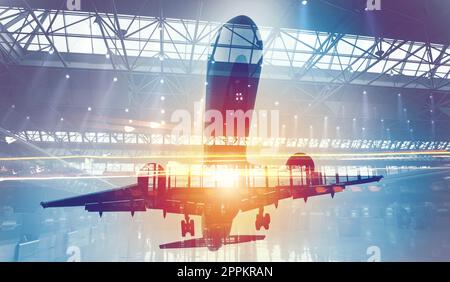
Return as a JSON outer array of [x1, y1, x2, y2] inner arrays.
[[211, 22, 263, 64]]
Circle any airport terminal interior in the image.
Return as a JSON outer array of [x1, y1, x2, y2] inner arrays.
[[0, 0, 450, 261]]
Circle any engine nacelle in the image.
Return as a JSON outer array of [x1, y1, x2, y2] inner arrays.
[[138, 163, 166, 194], [286, 153, 316, 186], [286, 153, 315, 170]]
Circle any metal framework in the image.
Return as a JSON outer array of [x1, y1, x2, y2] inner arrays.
[[1, 5, 450, 94], [11, 130, 450, 152]]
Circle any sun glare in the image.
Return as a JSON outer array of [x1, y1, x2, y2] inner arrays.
[[213, 168, 241, 188]]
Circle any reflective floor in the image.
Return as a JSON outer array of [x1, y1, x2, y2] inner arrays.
[[1, 175, 449, 262]]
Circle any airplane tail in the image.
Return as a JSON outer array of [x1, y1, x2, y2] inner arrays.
[[159, 235, 265, 249]]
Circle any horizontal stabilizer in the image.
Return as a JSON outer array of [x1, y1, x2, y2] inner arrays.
[[159, 235, 265, 249], [159, 238, 207, 249], [224, 235, 266, 245]]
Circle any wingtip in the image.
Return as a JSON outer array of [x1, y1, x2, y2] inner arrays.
[[40, 202, 47, 208]]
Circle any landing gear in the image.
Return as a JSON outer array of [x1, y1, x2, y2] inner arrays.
[[255, 208, 270, 231], [181, 214, 195, 237]]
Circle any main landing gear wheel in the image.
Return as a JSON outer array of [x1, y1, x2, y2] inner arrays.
[[181, 219, 195, 237], [263, 213, 270, 230], [255, 212, 271, 231]]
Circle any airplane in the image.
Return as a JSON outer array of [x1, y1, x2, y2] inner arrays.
[[41, 15, 383, 251]]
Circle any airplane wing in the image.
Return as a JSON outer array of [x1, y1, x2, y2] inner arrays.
[[41, 163, 169, 215], [40, 184, 150, 213], [41, 173, 382, 216], [40, 183, 208, 216], [239, 175, 383, 212], [40, 183, 207, 216]]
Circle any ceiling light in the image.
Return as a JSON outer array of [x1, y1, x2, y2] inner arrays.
[[375, 50, 384, 57], [149, 122, 160, 129], [5, 136, 16, 144], [124, 126, 135, 133]]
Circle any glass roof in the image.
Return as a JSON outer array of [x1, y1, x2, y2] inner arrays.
[[1, 6, 450, 78]]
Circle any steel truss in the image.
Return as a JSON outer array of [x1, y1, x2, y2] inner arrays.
[[10, 130, 450, 152], [1, 4, 450, 96]]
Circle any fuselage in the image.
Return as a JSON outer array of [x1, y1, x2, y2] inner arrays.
[[201, 204, 239, 251], [203, 15, 263, 164], [201, 15, 263, 248]]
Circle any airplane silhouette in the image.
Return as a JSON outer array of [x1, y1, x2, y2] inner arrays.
[[41, 15, 383, 251]]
